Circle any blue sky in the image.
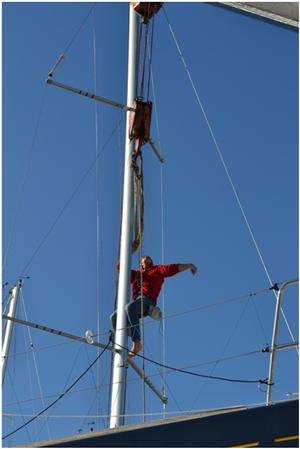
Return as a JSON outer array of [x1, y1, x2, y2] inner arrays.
[[2, 1, 298, 446]]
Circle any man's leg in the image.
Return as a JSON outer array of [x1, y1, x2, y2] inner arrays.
[[110, 310, 117, 332], [125, 297, 152, 356], [110, 309, 132, 337], [125, 299, 143, 356]]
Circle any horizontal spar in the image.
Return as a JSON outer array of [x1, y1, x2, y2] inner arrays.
[[46, 78, 136, 112], [2, 314, 167, 404]]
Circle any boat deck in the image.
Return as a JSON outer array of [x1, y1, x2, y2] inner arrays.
[[20, 399, 298, 448]]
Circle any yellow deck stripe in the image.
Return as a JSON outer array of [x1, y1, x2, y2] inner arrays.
[[230, 433, 299, 447], [273, 434, 299, 443], [230, 442, 259, 448]]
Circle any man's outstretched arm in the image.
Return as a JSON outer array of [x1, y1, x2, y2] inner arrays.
[[178, 263, 198, 275]]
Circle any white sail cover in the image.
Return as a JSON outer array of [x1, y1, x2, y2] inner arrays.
[[221, 2, 299, 28]]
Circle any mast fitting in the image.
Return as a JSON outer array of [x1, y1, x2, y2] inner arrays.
[[131, 2, 163, 23], [48, 53, 65, 78]]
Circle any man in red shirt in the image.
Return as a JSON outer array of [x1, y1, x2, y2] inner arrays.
[[111, 254, 197, 357]]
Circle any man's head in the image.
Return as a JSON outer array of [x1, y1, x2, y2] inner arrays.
[[140, 256, 153, 270]]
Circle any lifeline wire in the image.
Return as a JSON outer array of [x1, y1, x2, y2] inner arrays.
[[95, 284, 273, 340], [4, 284, 272, 360], [2, 339, 110, 441], [112, 340, 271, 386], [4, 346, 267, 410], [4, 399, 278, 421], [162, 7, 297, 348]]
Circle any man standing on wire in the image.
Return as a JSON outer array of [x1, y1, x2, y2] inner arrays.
[[111, 243, 198, 357]]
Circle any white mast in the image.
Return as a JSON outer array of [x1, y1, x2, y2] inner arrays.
[[2, 280, 22, 385], [109, 6, 138, 428]]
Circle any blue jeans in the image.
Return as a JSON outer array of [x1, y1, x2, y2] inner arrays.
[[110, 295, 153, 342]]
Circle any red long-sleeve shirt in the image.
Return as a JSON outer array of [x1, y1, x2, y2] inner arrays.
[[117, 263, 180, 304], [131, 264, 180, 303]]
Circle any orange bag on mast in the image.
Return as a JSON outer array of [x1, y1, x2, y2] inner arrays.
[[129, 99, 152, 145], [131, 2, 163, 23]]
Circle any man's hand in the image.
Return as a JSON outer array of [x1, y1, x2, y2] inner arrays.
[[189, 263, 197, 275], [178, 263, 198, 275]]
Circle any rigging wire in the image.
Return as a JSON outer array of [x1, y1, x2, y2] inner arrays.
[[249, 294, 269, 345], [135, 19, 143, 95], [136, 14, 155, 99], [4, 289, 32, 444], [190, 295, 252, 409], [20, 291, 52, 440], [34, 344, 84, 440], [12, 327, 24, 441], [176, 348, 266, 373], [79, 350, 111, 432], [143, 341, 183, 414], [2, 290, 12, 334], [83, 351, 100, 429], [3, 338, 77, 360], [140, 22, 149, 98], [78, 396, 97, 433], [2, 338, 110, 441], [92, 6, 102, 431], [162, 6, 298, 349], [6, 368, 32, 442], [14, 117, 124, 284], [3, 86, 48, 274], [162, 7, 272, 286], [4, 0, 96, 283], [2, 288, 10, 307], [135, 154, 147, 421], [148, 45, 167, 416], [79, 351, 99, 431], [159, 170, 167, 417], [164, 288, 269, 321], [23, 324, 38, 437], [146, 18, 155, 101], [62, 3, 97, 55]]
